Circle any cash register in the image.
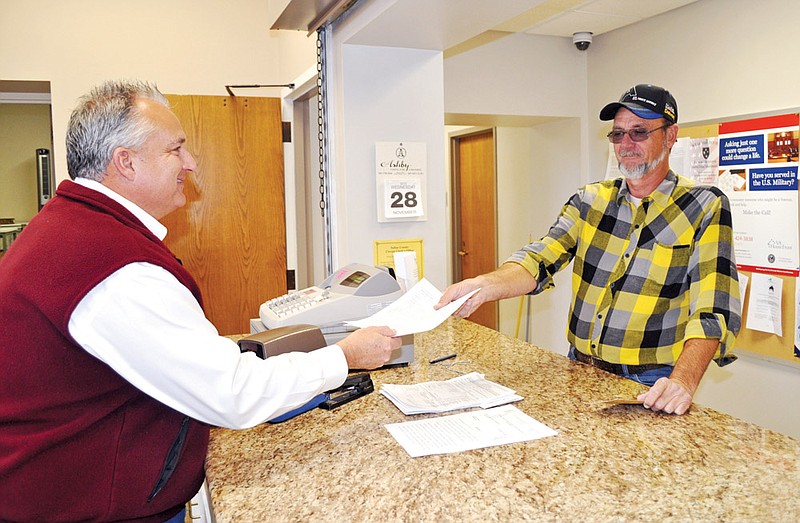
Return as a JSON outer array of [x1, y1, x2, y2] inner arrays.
[[249, 263, 414, 366]]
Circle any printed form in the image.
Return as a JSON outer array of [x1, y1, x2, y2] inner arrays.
[[385, 405, 558, 458], [381, 372, 522, 415]]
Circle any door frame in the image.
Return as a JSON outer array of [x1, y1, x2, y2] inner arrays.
[[284, 73, 328, 290], [449, 126, 498, 329]]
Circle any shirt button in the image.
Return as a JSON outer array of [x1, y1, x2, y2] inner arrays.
[[591, 343, 596, 349], [597, 313, 602, 319], [635, 224, 640, 229], [625, 253, 630, 258]]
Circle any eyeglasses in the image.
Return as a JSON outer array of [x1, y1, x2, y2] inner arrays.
[[607, 124, 670, 143]]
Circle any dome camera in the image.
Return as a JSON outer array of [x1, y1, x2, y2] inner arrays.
[[572, 31, 593, 51]]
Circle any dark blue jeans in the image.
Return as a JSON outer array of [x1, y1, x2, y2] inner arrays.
[[568, 347, 672, 386]]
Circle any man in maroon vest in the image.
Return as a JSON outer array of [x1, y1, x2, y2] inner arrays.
[[0, 80, 400, 523]]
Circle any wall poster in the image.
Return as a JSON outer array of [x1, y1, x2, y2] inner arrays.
[[718, 114, 799, 277]]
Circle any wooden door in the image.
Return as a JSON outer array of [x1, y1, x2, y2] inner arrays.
[[162, 95, 286, 335], [452, 130, 498, 330]]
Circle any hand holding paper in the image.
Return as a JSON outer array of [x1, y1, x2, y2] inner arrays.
[[346, 278, 479, 336]]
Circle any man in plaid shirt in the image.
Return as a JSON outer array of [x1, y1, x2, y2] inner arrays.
[[437, 84, 740, 415]]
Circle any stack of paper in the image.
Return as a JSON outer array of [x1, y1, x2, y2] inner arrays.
[[380, 372, 523, 415]]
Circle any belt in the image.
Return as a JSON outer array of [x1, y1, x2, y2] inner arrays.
[[572, 349, 670, 375]]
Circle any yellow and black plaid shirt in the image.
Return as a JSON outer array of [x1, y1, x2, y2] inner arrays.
[[508, 171, 741, 366]]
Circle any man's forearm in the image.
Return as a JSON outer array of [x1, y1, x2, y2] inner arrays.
[[476, 262, 538, 302], [669, 338, 719, 395]]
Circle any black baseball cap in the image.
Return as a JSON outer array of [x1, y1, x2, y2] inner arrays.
[[599, 84, 678, 124]]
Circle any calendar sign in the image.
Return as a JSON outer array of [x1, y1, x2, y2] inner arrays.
[[376, 142, 427, 222], [384, 180, 423, 218]]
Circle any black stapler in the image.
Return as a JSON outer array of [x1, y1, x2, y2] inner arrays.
[[319, 373, 374, 410]]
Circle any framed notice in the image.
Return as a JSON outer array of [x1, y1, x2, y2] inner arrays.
[[376, 142, 427, 222], [373, 238, 424, 279]]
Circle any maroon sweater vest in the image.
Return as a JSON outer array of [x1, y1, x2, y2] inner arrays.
[[0, 180, 209, 522]]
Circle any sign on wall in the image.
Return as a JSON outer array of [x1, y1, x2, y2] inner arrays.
[[375, 142, 427, 222], [718, 114, 799, 276]]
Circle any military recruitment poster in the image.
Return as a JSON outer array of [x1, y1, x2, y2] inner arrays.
[[717, 114, 799, 277]]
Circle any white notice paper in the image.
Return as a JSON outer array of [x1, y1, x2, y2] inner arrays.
[[346, 278, 478, 336], [393, 251, 419, 292], [738, 272, 749, 315], [385, 404, 557, 458], [746, 272, 783, 335]]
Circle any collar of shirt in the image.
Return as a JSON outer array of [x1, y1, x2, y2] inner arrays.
[[616, 170, 679, 210], [72, 177, 168, 241]]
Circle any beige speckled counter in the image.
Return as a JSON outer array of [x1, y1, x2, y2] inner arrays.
[[207, 318, 800, 522]]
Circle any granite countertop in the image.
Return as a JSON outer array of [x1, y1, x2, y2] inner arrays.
[[206, 318, 800, 522]]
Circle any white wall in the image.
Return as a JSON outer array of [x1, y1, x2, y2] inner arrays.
[[0, 0, 316, 183], [443, 30, 590, 345], [444, 32, 588, 120], [328, 2, 448, 288], [495, 123, 580, 352]]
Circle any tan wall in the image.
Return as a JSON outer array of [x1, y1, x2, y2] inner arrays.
[[0, 0, 316, 184], [0, 104, 52, 222]]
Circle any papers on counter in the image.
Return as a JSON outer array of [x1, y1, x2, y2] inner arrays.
[[364, 284, 560, 458], [385, 405, 558, 458], [346, 278, 479, 336], [381, 372, 522, 415]]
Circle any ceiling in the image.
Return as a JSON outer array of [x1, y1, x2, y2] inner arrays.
[[272, 0, 699, 52]]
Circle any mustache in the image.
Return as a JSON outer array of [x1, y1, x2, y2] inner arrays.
[[618, 150, 643, 158]]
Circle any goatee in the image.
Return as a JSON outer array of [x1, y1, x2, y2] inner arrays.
[[619, 147, 668, 180]]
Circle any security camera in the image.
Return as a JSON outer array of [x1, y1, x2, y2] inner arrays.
[[573, 31, 593, 51]]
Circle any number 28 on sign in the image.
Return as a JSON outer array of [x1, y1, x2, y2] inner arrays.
[[384, 180, 423, 218]]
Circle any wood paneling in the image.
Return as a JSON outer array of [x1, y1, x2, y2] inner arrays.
[[163, 95, 286, 335]]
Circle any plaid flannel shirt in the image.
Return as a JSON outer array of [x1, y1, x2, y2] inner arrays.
[[508, 171, 741, 366]]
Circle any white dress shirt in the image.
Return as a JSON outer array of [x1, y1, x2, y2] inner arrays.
[[68, 178, 348, 429]]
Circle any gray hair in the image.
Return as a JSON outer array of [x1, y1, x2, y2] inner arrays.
[[66, 80, 169, 181]]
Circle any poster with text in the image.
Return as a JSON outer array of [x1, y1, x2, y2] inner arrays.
[[718, 114, 799, 276], [376, 142, 427, 222], [670, 137, 719, 185]]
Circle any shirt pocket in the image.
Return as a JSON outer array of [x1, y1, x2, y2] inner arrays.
[[639, 242, 692, 298]]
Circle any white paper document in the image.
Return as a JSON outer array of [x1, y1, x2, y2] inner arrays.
[[738, 272, 749, 315], [346, 278, 479, 336], [746, 272, 783, 336], [381, 372, 523, 415], [385, 404, 558, 458]]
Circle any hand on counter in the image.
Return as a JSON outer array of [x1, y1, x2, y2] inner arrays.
[[637, 338, 718, 415], [339, 326, 401, 370], [637, 377, 693, 415]]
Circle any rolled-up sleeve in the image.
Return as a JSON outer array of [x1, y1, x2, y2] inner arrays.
[[684, 192, 741, 360]]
